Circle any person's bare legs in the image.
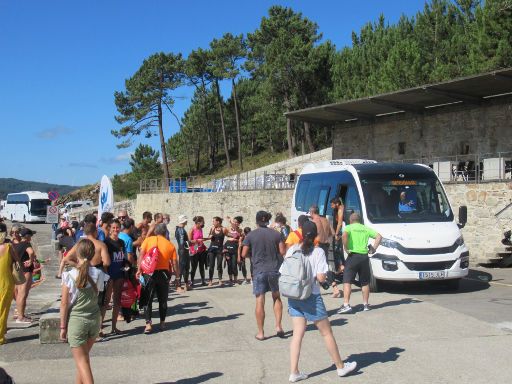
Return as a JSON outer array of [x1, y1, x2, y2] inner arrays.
[[71, 339, 95, 384], [16, 273, 32, 319], [111, 279, 123, 333], [271, 291, 283, 333], [315, 318, 345, 369], [361, 284, 370, 304], [255, 294, 265, 339], [100, 280, 113, 336], [342, 283, 352, 306], [290, 316, 307, 375]]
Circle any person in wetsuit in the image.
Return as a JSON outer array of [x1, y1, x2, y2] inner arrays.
[[175, 215, 190, 290], [206, 217, 228, 286], [224, 216, 244, 285]]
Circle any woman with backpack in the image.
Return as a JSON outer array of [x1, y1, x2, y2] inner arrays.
[[283, 220, 357, 382], [59, 239, 109, 384]]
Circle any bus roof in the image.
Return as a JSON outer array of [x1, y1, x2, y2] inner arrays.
[[7, 191, 50, 199], [301, 160, 434, 177]]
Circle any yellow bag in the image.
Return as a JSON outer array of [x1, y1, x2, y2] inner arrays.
[[12, 261, 26, 285]]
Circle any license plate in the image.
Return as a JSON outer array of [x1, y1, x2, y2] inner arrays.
[[419, 271, 446, 279]]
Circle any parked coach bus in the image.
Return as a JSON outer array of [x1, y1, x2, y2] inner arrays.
[[291, 160, 469, 291], [5, 191, 51, 223]]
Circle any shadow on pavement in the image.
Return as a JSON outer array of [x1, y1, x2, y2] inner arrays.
[[346, 346, 405, 371], [169, 313, 244, 330], [5, 333, 39, 343], [381, 269, 491, 295], [154, 371, 223, 384], [170, 301, 213, 316]]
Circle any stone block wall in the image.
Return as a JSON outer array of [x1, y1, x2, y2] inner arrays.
[[444, 182, 512, 262], [134, 190, 294, 230], [332, 97, 512, 161], [133, 182, 511, 265]]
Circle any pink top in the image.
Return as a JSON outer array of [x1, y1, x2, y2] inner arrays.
[[189, 228, 206, 254]]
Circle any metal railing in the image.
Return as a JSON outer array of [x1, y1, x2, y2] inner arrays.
[[140, 151, 511, 193], [140, 171, 297, 194], [393, 151, 512, 183]]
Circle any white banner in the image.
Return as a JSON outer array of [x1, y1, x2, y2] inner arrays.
[[98, 175, 114, 219]]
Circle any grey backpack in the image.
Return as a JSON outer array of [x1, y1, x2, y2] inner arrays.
[[278, 246, 313, 300]]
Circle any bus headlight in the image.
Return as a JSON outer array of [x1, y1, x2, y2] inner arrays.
[[381, 238, 400, 249], [455, 236, 465, 247]]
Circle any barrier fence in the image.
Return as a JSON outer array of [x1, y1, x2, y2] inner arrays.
[[140, 151, 512, 193], [139, 171, 297, 194]]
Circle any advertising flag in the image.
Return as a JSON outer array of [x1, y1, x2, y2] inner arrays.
[[98, 175, 114, 218]]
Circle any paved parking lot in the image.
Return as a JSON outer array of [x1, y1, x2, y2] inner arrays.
[[1, 223, 511, 383]]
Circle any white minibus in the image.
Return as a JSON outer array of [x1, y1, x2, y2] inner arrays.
[[291, 160, 469, 291], [5, 191, 51, 223]]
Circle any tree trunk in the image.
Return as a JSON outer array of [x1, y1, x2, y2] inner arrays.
[[269, 131, 274, 153], [304, 121, 315, 153], [200, 79, 214, 171], [232, 78, 243, 170], [286, 118, 293, 158], [215, 79, 231, 169], [284, 94, 293, 158], [157, 101, 170, 181]]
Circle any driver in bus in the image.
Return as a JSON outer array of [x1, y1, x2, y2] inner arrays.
[[398, 191, 416, 213]]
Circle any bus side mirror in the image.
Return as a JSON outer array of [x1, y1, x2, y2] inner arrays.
[[458, 206, 467, 229]]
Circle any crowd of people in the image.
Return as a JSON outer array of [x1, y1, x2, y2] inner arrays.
[[0, 199, 383, 383]]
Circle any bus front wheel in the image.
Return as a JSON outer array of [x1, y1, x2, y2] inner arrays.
[[369, 263, 380, 293]]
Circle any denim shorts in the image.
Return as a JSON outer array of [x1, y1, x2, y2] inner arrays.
[[252, 271, 280, 296], [288, 294, 328, 322]]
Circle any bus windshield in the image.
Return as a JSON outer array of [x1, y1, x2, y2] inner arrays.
[[30, 199, 50, 216], [360, 174, 453, 223]]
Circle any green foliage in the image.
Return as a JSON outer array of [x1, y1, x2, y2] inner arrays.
[[129, 144, 163, 179], [112, 1, 512, 187]]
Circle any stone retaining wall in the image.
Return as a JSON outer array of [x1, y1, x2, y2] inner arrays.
[[444, 182, 512, 262], [134, 182, 512, 264]]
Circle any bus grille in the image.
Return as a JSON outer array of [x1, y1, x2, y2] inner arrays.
[[403, 260, 456, 271]]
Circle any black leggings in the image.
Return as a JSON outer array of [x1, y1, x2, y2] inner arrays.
[[142, 270, 170, 323], [190, 251, 207, 283], [208, 248, 223, 281], [225, 242, 239, 278], [178, 248, 190, 284], [239, 257, 248, 279]]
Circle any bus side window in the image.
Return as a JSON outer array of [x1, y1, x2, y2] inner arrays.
[[343, 186, 362, 225]]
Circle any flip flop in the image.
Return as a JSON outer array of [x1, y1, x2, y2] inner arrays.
[[255, 335, 265, 341]]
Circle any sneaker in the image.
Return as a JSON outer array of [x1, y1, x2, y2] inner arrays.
[[242, 280, 250, 285], [337, 361, 357, 377], [15, 317, 32, 324], [289, 372, 308, 382], [363, 304, 370, 311], [337, 304, 352, 314]]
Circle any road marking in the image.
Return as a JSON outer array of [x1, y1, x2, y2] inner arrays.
[[463, 277, 512, 287]]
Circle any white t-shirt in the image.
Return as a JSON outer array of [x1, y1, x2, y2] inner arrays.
[[62, 267, 110, 305], [283, 245, 329, 295]]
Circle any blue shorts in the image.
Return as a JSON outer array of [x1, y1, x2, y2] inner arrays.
[[252, 271, 280, 296], [288, 294, 328, 322]]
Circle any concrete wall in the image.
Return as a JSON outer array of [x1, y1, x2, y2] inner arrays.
[[332, 97, 512, 161], [133, 181, 512, 265], [134, 190, 294, 230]]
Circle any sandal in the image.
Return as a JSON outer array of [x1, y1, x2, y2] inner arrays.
[[111, 328, 124, 335], [144, 324, 152, 334]]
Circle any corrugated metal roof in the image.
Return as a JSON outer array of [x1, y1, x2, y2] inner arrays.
[[285, 68, 512, 124]]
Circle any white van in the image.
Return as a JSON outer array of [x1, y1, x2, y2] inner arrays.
[[60, 200, 93, 214], [291, 160, 469, 291]]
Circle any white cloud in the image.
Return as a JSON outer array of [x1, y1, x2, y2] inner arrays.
[[36, 126, 72, 139]]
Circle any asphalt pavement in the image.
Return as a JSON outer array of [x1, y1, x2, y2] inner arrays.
[[1, 223, 511, 383]]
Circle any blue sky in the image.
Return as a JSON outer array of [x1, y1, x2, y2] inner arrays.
[[0, 0, 427, 186]]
